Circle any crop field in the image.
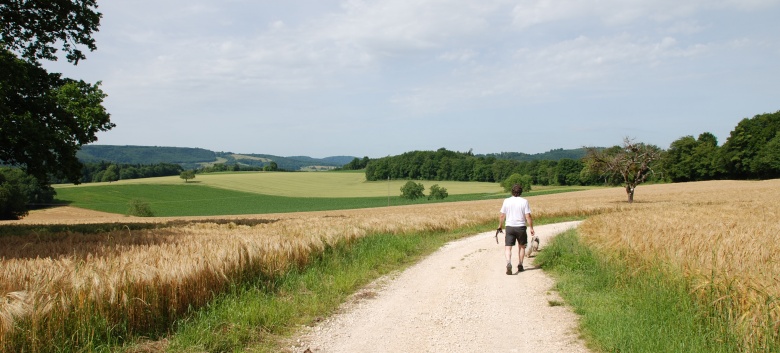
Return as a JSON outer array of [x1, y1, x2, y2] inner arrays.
[[1, 179, 778, 352], [52, 171, 584, 216], [578, 180, 780, 351], [54, 170, 506, 197], [53, 183, 411, 216]]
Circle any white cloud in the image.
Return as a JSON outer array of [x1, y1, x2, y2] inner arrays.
[[511, 0, 780, 28], [391, 31, 713, 115], [43, 0, 780, 156]]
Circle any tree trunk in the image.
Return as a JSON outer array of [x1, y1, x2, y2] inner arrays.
[[626, 185, 635, 203]]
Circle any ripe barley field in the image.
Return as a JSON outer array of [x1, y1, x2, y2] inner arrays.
[[1, 179, 778, 352], [579, 180, 780, 351]]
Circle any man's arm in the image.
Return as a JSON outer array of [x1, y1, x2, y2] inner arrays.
[[525, 213, 535, 235], [498, 213, 505, 230]]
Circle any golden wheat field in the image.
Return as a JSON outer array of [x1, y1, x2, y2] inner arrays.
[[1, 179, 778, 351], [579, 180, 780, 349]]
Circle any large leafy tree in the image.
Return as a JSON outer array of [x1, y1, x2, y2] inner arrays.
[[664, 132, 721, 182], [1, 0, 114, 184], [719, 111, 780, 179], [585, 138, 662, 203]]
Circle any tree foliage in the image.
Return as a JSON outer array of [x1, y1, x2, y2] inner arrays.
[[1, 1, 113, 185], [48, 162, 184, 184], [585, 138, 661, 203], [342, 156, 370, 170], [180, 170, 196, 183], [400, 181, 425, 200], [78, 145, 216, 164], [752, 131, 780, 177], [0, 168, 28, 219], [365, 148, 585, 186], [0, 167, 55, 220], [663, 132, 722, 182], [719, 111, 780, 179], [0, 0, 101, 64], [263, 161, 279, 171], [483, 148, 589, 161], [428, 184, 448, 200], [501, 173, 533, 193]]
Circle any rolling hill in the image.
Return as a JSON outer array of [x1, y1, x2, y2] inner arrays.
[[76, 145, 594, 171], [77, 145, 356, 171]]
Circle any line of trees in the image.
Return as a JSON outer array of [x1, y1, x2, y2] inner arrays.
[[46, 162, 185, 184], [365, 148, 595, 186], [342, 157, 371, 170], [665, 111, 780, 181], [364, 110, 780, 187]]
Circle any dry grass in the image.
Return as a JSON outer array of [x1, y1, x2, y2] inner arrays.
[[1, 180, 778, 351]]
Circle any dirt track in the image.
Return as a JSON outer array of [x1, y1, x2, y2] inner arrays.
[[288, 221, 591, 353]]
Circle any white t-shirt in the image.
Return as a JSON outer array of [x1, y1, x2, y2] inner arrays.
[[500, 196, 532, 227]]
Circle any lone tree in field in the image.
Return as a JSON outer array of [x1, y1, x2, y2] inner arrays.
[[584, 137, 661, 203], [1, 1, 114, 185], [180, 170, 196, 183]]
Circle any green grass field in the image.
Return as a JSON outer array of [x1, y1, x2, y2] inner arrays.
[[53, 171, 586, 217], [56, 170, 503, 197], [53, 184, 495, 216]]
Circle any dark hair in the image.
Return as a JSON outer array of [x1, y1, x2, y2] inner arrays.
[[511, 184, 523, 197]]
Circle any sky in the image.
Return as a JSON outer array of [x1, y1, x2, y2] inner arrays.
[[46, 0, 780, 158]]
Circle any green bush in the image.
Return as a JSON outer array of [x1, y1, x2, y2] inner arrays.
[[0, 167, 56, 219], [428, 184, 448, 200], [127, 199, 154, 217], [400, 181, 425, 200], [0, 177, 27, 219]]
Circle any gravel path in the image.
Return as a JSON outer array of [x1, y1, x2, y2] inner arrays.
[[287, 221, 592, 353]]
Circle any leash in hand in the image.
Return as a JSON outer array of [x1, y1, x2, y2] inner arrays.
[[494, 227, 502, 244]]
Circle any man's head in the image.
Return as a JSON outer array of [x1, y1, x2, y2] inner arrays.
[[511, 184, 523, 197]]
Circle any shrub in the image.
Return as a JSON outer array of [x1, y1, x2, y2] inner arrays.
[[400, 181, 425, 200], [0, 178, 27, 220], [0, 167, 55, 219], [127, 199, 154, 217], [428, 184, 448, 200]]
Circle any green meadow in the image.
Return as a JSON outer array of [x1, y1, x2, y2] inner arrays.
[[53, 171, 587, 217]]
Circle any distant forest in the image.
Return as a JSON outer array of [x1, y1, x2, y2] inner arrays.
[[77, 145, 216, 165], [361, 148, 593, 186], [70, 146, 356, 183], [359, 110, 780, 186]]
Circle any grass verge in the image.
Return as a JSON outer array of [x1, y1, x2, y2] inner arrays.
[[534, 229, 746, 353]]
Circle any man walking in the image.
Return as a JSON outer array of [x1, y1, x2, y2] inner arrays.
[[498, 184, 535, 275]]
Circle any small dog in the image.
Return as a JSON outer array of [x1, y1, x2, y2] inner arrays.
[[526, 235, 540, 257]]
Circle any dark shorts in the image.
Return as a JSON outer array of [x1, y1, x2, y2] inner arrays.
[[505, 226, 528, 247]]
